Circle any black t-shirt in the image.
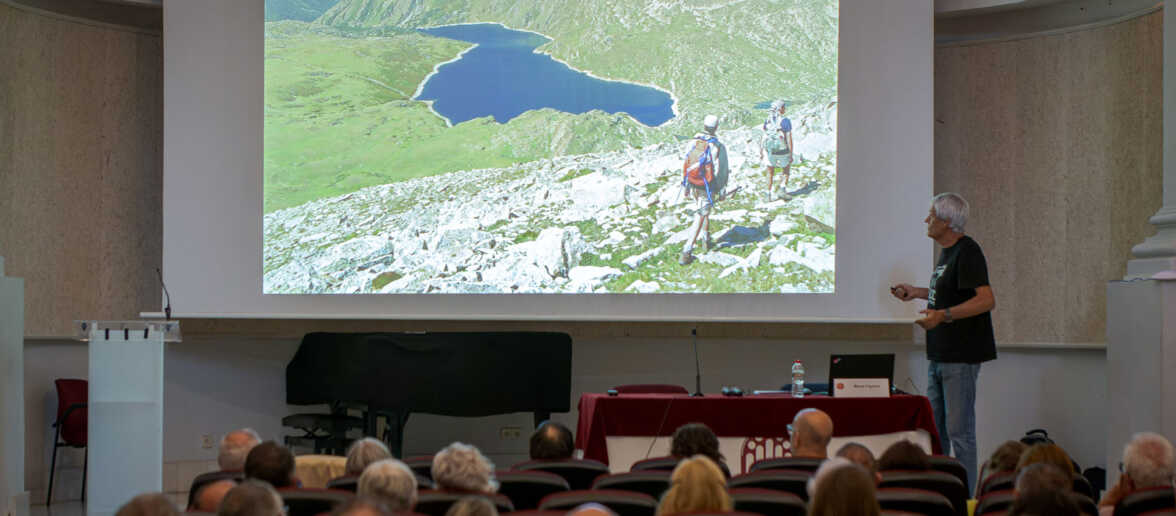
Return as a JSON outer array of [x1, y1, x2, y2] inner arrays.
[[926, 235, 997, 363]]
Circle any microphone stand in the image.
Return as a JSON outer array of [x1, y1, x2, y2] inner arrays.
[[691, 328, 703, 397]]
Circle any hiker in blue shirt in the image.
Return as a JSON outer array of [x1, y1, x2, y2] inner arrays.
[[760, 100, 793, 202]]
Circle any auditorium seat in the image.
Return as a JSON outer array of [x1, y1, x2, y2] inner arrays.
[[729, 487, 806, 516], [1073, 474, 1097, 499], [187, 471, 242, 509], [612, 384, 689, 394], [539, 489, 656, 516], [977, 472, 1015, 496], [728, 469, 812, 501], [414, 491, 514, 516], [975, 489, 1014, 515], [326, 475, 358, 492], [629, 455, 732, 477], [513, 459, 611, 490], [506, 511, 568, 516], [928, 455, 968, 492], [405, 456, 434, 481], [495, 470, 570, 510], [876, 488, 955, 516], [879, 470, 968, 516], [664, 512, 762, 516], [749, 457, 825, 473], [1115, 488, 1176, 516], [277, 487, 354, 516], [630, 456, 679, 472], [592, 471, 672, 498]]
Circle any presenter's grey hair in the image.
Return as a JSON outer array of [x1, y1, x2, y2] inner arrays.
[[345, 437, 392, 476], [218, 428, 262, 472], [931, 192, 969, 233], [358, 458, 418, 512], [1123, 432, 1176, 488], [432, 442, 498, 493]]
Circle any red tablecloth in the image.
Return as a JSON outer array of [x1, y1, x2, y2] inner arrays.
[[575, 393, 942, 464]]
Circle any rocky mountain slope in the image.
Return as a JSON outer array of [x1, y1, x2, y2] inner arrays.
[[263, 104, 836, 294]]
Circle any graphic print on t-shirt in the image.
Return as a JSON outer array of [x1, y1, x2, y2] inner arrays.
[[928, 264, 946, 307]]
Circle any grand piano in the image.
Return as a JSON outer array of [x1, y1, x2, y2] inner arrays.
[[285, 332, 573, 456]]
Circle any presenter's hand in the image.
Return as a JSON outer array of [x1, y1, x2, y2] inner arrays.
[[890, 283, 917, 301], [915, 309, 945, 330]]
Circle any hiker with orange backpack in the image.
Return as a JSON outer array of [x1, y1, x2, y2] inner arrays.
[[679, 114, 727, 266]]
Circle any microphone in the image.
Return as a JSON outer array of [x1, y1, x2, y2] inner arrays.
[[156, 268, 171, 320], [691, 328, 703, 397]]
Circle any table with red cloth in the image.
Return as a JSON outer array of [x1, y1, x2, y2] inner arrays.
[[576, 393, 942, 471]]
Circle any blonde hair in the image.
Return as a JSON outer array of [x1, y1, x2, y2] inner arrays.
[[1016, 443, 1076, 474], [808, 463, 881, 516], [433, 442, 497, 493], [359, 459, 418, 511], [655, 456, 732, 516], [346, 437, 392, 476]]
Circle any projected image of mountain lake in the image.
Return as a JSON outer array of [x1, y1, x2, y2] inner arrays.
[[415, 23, 676, 126]]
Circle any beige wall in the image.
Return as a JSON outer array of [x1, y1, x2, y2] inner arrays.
[[935, 11, 1164, 346], [0, 3, 161, 338]]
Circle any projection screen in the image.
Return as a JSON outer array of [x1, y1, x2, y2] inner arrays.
[[162, 0, 932, 321]]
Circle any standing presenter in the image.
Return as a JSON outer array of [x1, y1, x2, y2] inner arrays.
[[890, 192, 996, 494]]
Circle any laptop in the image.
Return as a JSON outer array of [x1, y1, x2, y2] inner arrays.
[[828, 353, 895, 396]]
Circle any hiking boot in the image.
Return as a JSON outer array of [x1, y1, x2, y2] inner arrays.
[[679, 251, 693, 265]]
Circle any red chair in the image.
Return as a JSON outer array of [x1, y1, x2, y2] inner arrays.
[[749, 457, 824, 473], [592, 471, 671, 498], [612, 385, 689, 395], [47, 379, 87, 505], [405, 455, 434, 481], [513, 458, 611, 490], [729, 487, 806, 516], [728, 469, 812, 501]]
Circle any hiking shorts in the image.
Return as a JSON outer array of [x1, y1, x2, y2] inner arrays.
[[690, 187, 712, 217]]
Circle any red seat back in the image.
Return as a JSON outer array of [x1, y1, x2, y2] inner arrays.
[[54, 379, 88, 446]]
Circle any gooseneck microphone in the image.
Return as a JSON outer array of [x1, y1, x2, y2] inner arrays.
[[692, 328, 703, 397], [156, 268, 171, 320]]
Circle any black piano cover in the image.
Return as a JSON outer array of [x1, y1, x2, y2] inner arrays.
[[286, 332, 572, 416]]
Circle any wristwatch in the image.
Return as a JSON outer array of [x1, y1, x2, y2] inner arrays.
[[944, 307, 953, 323]]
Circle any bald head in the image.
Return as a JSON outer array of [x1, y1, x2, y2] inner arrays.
[[529, 421, 574, 460], [219, 429, 261, 471], [790, 409, 833, 459], [193, 480, 237, 512], [567, 503, 617, 516]]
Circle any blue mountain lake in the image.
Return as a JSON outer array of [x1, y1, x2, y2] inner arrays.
[[415, 23, 676, 126]]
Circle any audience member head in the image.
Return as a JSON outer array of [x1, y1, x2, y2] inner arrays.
[[1016, 443, 1076, 475], [877, 440, 930, 471], [1015, 463, 1072, 497], [329, 498, 393, 516], [567, 503, 617, 516], [656, 456, 732, 516], [193, 479, 238, 513], [115, 493, 180, 516], [359, 458, 418, 512], [807, 459, 881, 516], [218, 480, 283, 516], [444, 496, 499, 516], [789, 408, 833, 459], [1121, 432, 1176, 490], [836, 442, 879, 480], [1008, 488, 1081, 516], [989, 440, 1029, 474], [244, 441, 296, 488], [346, 437, 392, 476], [671, 423, 724, 466], [529, 421, 574, 460], [433, 442, 497, 493], [219, 428, 262, 472]]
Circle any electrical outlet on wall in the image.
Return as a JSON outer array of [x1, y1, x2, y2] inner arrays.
[[499, 426, 521, 440], [201, 434, 215, 449]]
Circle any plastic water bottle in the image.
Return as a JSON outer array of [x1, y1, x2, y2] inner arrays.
[[791, 360, 805, 398]]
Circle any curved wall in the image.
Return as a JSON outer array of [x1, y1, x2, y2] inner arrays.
[[0, 2, 162, 337], [934, 10, 1164, 346]]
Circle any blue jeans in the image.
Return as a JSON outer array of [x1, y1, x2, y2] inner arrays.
[[927, 360, 981, 495]]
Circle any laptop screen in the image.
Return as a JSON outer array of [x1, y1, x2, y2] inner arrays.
[[828, 353, 896, 388]]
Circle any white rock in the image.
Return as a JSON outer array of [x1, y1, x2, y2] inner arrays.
[[627, 280, 661, 293], [769, 216, 801, 236], [622, 247, 663, 269], [697, 252, 741, 267], [652, 214, 679, 234], [568, 266, 623, 284], [745, 248, 763, 269]]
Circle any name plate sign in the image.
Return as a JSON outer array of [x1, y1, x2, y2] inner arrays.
[[832, 378, 890, 398]]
